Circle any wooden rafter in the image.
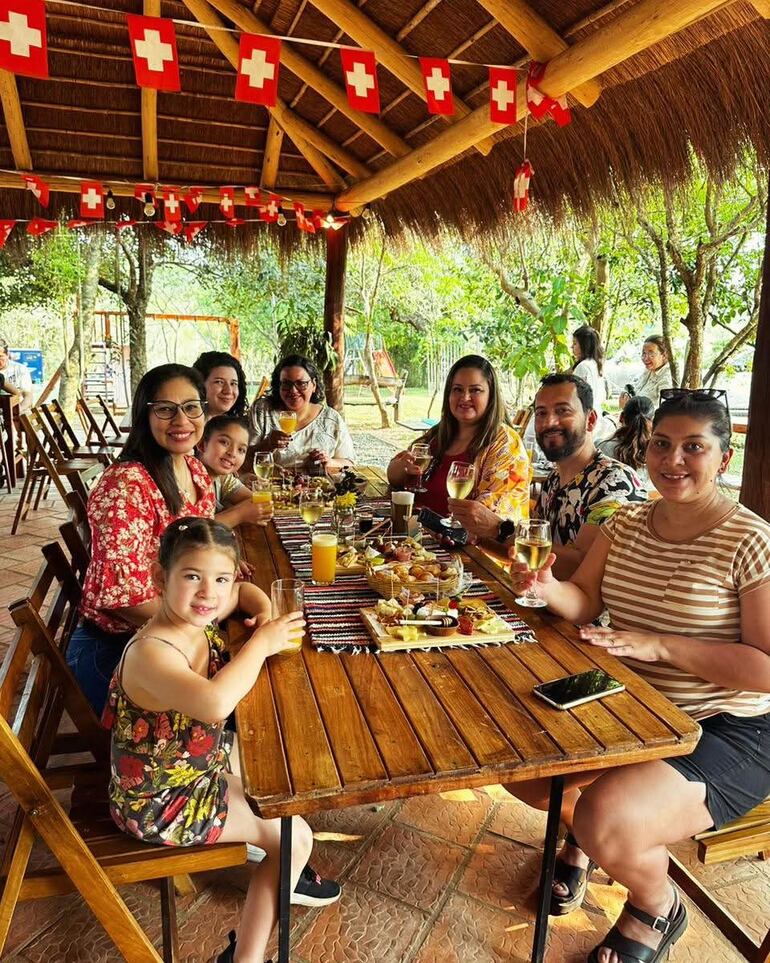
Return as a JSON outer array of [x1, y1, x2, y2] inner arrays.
[[141, 0, 160, 181], [261, 116, 284, 188], [0, 71, 32, 171], [182, 0, 366, 188], [396, 0, 442, 41], [475, 0, 601, 107], [309, 0, 496, 156], [748, 0, 770, 15], [335, 0, 732, 211], [207, 0, 409, 157]]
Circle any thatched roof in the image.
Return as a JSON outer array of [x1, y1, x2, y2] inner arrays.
[[0, 0, 768, 244]]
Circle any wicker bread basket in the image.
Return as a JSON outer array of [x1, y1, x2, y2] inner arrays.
[[366, 556, 464, 599]]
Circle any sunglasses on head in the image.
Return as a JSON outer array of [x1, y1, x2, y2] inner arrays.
[[658, 387, 730, 419]]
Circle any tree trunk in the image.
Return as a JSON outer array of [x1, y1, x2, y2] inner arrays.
[[323, 224, 348, 412], [363, 326, 391, 428], [128, 294, 148, 395], [680, 300, 705, 388], [59, 232, 104, 415], [590, 254, 610, 339]]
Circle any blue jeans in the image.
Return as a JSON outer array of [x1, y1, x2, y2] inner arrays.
[[66, 619, 133, 716]]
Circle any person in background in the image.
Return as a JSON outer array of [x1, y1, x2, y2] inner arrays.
[[634, 334, 673, 405], [505, 391, 770, 963], [251, 354, 355, 472], [193, 351, 248, 419], [452, 374, 646, 577], [617, 382, 636, 411], [0, 340, 33, 413], [388, 354, 528, 520], [598, 395, 655, 485], [572, 325, 610, 440]]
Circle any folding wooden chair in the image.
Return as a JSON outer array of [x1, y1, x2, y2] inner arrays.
[[77, 394, 125, 448], [95, 393, 128, 436], [38, 401, 114, 465], [0, 542, 246, 962]]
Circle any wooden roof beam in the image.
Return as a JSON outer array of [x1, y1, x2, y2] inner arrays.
[[475, 0, 601, 107], [207, 0, 410, 158], [182, 0, 366, 188], [0, 71, 32, 171], [335, 0, 731, 210], [748, 0, 770, 15], [309, 0, 497, 156], [260, 116, 284, 188], [141, 0, 160, 180]]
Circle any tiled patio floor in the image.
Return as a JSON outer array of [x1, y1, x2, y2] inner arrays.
[[0, 489, 762, 962]]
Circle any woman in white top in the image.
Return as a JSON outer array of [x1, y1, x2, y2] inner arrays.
[[251, 354, 355, 471], [572, 325, 610, 440], [634, 334, 673, 406]]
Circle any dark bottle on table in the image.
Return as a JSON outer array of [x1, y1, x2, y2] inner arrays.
[[359, 510, 374, 534]]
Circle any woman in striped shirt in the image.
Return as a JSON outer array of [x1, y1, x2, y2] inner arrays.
[[508, 391, 770, 963]]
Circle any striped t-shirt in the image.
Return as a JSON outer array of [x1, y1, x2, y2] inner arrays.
[[601, 502, 770, 720]]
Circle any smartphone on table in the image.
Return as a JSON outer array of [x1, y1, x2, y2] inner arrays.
[[533, 669, 624, 710]]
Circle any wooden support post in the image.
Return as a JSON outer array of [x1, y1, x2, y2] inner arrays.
[[323, 224, 348, 412], [740, 180, 770, 522]]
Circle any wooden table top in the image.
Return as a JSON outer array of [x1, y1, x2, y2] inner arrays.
[[235, 467, 701, 819]]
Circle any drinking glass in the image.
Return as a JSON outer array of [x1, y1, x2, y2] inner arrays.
[[298, 489, 325, 554], [513, 519, 552, 608], [253, 451, 274, 483], [311, 530, 338, 586], [270, 578, 305, 654], [251, 481, 273, 507], [277, 411, 298, 436], [410, 443, 431, 493], [442, 461, 475, 528]]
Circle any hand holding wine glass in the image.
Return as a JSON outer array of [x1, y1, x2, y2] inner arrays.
[[410, 443, 431, 493], [512, 519, 553, 608], [253, 451, 274, 482], [442, 461, 475, 528]]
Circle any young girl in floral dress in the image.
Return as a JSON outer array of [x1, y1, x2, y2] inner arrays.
[[103, 518, 341, 963]]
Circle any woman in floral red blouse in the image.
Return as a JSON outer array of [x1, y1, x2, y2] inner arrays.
[[67, 363, 225, 713]]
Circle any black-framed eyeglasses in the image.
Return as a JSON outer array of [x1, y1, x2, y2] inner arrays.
[[279, 379, 311, 392], [659, 387, 730, 419], [147, 400, 207, 420]]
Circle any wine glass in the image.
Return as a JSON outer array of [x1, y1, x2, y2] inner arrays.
[[513, 519, 552, 608], [277, 410, 298, 436], [411, 443, 431, 493], [442, 461, 475, 528], [298, 489, 325, 554], [253, 451, 274, 484]]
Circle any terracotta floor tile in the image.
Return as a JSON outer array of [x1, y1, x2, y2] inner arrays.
[[176, 878, 249, 962], [3, 545, 48, 563], [704, 865, 770, 943], [457, 833, 543, 917], [294, 881, 427, 963], [668, 838, 760, 890], [2, 894, 79, 957], [395, 790, 493, 847], [488, 796, 549, 849], [306, 801, 400, 844], [349, 822, 467, 912]]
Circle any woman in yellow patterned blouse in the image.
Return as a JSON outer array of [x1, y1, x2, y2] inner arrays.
[[387, 355, 528, 519]]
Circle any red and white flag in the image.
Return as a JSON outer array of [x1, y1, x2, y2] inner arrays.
[[0, 1, 48, 79], [184, 221, 207, 243], [488, 66, 518, 124], [134, 183, 155, 209], [293, 202, 315, 233], [155, 220, 182, 236], [0, 219, 15, 247], [340, 48, 379, 114], [512, 160, 534, 212], [26, 218, 56, 236], [22, 174, 49, 207], [260, 193, 281, 223], [244, 186, 262, 208], [526, 61, 571, 127], [80, 181, 104, 219], [235, 34, 280, 106], [225, 218, 245, 228], [419, 58, 454, 115], [219, 186, 236, 219], [116, 219, 138, 230], [67, 218, 91, 229], [162, 186, 183, 222], [127, 15, 180, 91], [184, 187, 204, 214]]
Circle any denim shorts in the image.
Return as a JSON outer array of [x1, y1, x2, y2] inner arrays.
[[66, 618, 133, 716], [665, 711, 770, 829]]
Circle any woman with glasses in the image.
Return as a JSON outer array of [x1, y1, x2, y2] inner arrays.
[[634, 334, 673, 406], [251, 354, 355, 471], [66, 364, 218, 714], [506, 389, 770, 963]]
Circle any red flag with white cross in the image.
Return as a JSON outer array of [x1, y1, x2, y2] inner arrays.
[[155, 220, 182, 236], [260, 193, 280, 223], [0, 1, 48, 79], [26, 218, 56, 236], [80, 182, 105, 219], [419, 58, 454, 115], [293, 202, 315, 234], [488, 66, 518, 124], [219, 187, 236, 219], [235, 34, 280, 106], [127, 15, 180, 92], [134, 183, 155, 207], [526, 60, 571, 127], [184, 221, 207, 243], [162, 187, 183, 223], [244, 186, 262, 208], [22, 173, 49, 207], [340, 48, 379, 113], [184, 187, 204, 214], [0, 220, 15, 247]]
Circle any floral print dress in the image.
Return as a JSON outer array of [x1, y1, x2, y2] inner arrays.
[[102, 626, 232, 846]]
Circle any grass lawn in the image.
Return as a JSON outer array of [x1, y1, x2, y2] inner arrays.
[[343, 386, 436, 452]]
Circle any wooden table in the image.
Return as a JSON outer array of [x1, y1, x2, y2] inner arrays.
[[0, 393, 21, 488], [236, 469, 701, 963]]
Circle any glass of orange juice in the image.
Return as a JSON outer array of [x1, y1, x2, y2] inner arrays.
[[311, 530, 338, 586], [252, 482, 273, 506], [277, 411, 298, 435], [270, 578, 305, 654]]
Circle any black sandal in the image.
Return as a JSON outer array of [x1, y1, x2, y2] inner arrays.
[[587, 889, 688, 962], [550, 832, 597, 916]]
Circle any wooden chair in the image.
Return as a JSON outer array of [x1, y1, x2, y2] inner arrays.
[[95, 393, 128, 436], [511, 406, 533, 433], [77, 394, 124, 448], [38, 400, 115, 465], [669, 805, 770, 961], [0, 542, 247, 962]]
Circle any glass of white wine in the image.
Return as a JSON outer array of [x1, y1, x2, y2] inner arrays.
[[442, 461, 475, 528], [298, 489, 325, 554], [253, 451, 274, 484], [411, 443, 431, 493], [513, 518, 552, 608]]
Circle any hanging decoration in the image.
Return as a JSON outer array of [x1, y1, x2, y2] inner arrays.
[[260, 193, 281, 222], [225, 217, 245, 228], [134, 183, 155, 208], [184, 187, 204, 214], [127, 14, 180, 91], [155, 220, 182, 236], [22, 173, 49, 207], [235, 33, 281, 106], [162, 186, 183, 222], [80, 180, 104, 219], [512, 160, 533, 212], [293, 202, 315, 233], [219, 186, 236, 218], [116, 219, 138, 230], [0, 0, 48, 79], [26, 218, 56, 236], [184, 221, 207, 243], [419, 58, 454, 116], [244, 186, 262, 207], [488, 66, 518, 124], [340, 47, 380, 114], [0, 219, 15, 247], [526, 61, 571, 127]]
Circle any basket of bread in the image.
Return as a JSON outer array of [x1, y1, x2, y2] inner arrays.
[[365, 552, 464, 599]]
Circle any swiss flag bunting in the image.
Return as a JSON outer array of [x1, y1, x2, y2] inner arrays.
[[340, 48, 380, 114], [0, 0, 48, 79], [134, 183, 155, 206], [162, 186, 183, 222], [23, 174, 49, 208], [293, 202, 315, 233], [80, 181, 104, 219], [235, 34, 280, 106], [0, 220, 15, 247], [419, 58, 454, 115], [184, 221, 207, 243], [244, 186, 262, 208], [116, 220, 138, 230], [27, 218, 57, 236], [127, 14, 180, 91], [260, 193, 281, 222], [219, 186, 236, 218], [67, 218, 92, 229], [526, 61, 571, 127], [184, 187, 204, 214], [225, 218, 245, 228], [513, 160, 534, 212], [155, 220, 182, 236], [489, 66, 518, 124]]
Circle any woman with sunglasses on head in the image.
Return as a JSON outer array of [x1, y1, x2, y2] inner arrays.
[[251, 354, 355, 472], [506, 388, 770, 963]]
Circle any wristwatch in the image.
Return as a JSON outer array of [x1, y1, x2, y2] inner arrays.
[[495, 519, 516, 544]]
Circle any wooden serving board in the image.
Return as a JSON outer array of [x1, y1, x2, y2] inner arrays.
[[360, 605, 518, 653]]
